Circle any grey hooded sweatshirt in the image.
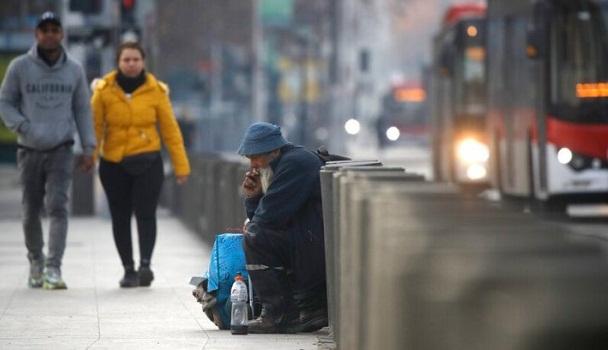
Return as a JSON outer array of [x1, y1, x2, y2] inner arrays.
[[0, 44, 95, 155]]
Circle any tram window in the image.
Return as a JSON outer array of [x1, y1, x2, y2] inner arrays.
[[451, 19, 487, 116], [551, 5, 608, 110], [511, 19, 534, 109]]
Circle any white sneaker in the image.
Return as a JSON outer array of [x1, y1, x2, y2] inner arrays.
[[28, 258, 45, 288], [42, 267, 67, 290]]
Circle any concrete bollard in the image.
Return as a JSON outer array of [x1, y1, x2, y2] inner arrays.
[[354, 181, 608, 350], [319, 160, 381, 340], [336, 171, 424, 350]]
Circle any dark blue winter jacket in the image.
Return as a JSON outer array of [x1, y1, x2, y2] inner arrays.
[[244, 143, 326, 292]]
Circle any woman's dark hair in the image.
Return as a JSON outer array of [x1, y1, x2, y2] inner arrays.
[[115, 41, 145, 65]]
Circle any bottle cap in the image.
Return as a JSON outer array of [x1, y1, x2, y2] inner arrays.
[[235, 272, 244, 281]]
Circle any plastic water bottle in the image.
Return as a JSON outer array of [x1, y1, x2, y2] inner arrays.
[[230, 272, 249, 335]]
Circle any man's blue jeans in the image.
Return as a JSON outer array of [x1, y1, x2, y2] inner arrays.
[[17, 146, 74, 268]]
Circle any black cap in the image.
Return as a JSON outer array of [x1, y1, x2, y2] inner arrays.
[[36, 12, 62, 28]]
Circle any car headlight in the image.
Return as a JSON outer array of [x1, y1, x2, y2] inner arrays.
[[344, 119, 360, 135], [386, 126, 400, 141]]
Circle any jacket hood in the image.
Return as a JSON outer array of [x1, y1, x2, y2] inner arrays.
[[27, 43, 67, 69]]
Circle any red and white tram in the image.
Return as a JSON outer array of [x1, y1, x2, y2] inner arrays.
[[487, 0, 608, 208]]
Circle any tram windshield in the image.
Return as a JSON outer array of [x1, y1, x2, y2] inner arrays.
[[551, 1, 608, 122], [455, 19, 486, 116]]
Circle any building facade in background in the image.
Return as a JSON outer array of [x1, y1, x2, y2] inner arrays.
[[0, 0, 449, 156]]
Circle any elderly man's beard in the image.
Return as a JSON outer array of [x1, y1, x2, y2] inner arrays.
[[259, 166, 274, 194]]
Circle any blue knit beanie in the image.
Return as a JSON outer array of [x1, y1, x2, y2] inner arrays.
[[237, 122, 289, 156]]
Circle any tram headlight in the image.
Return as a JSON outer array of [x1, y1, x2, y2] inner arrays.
[[386, 126, 400, 141], [556, 148, 573, 165], [557, 147, 594, 171], [467, 164, 487, 180], [456, 138, 489, 163]]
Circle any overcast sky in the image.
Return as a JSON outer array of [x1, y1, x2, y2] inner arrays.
[[390, 0, 477, 80]]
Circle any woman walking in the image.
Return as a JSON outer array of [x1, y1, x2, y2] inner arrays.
[[91, 41, 190, 288]]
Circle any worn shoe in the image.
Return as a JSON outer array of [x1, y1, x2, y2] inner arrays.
[[120, 269, 138, 288], [248, 315, 302, 334], [28, 258, 45, 288], [137, 266, 154, 287], [300, 308, 328, 332], [42, 267, 67, 290]]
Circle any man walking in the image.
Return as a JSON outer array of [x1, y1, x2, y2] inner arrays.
[[0, 12, 96, 289]]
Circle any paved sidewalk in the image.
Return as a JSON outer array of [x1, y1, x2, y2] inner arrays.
[[0, 164, 21, 220], [0, 212, 328, 349]]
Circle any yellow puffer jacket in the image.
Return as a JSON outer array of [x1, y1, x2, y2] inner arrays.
[[91, 71, 191, 176]]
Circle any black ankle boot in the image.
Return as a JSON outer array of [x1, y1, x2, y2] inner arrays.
[[120, 266, 137, 288], [248, 311, 301, 334], [137, 266, 154, 287], [300, 308, 328, 332]]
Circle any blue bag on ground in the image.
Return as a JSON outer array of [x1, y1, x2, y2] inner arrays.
[[205, 233, 249, 328]]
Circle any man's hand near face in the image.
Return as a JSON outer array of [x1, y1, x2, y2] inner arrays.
[[243, 168, 262, 197]]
